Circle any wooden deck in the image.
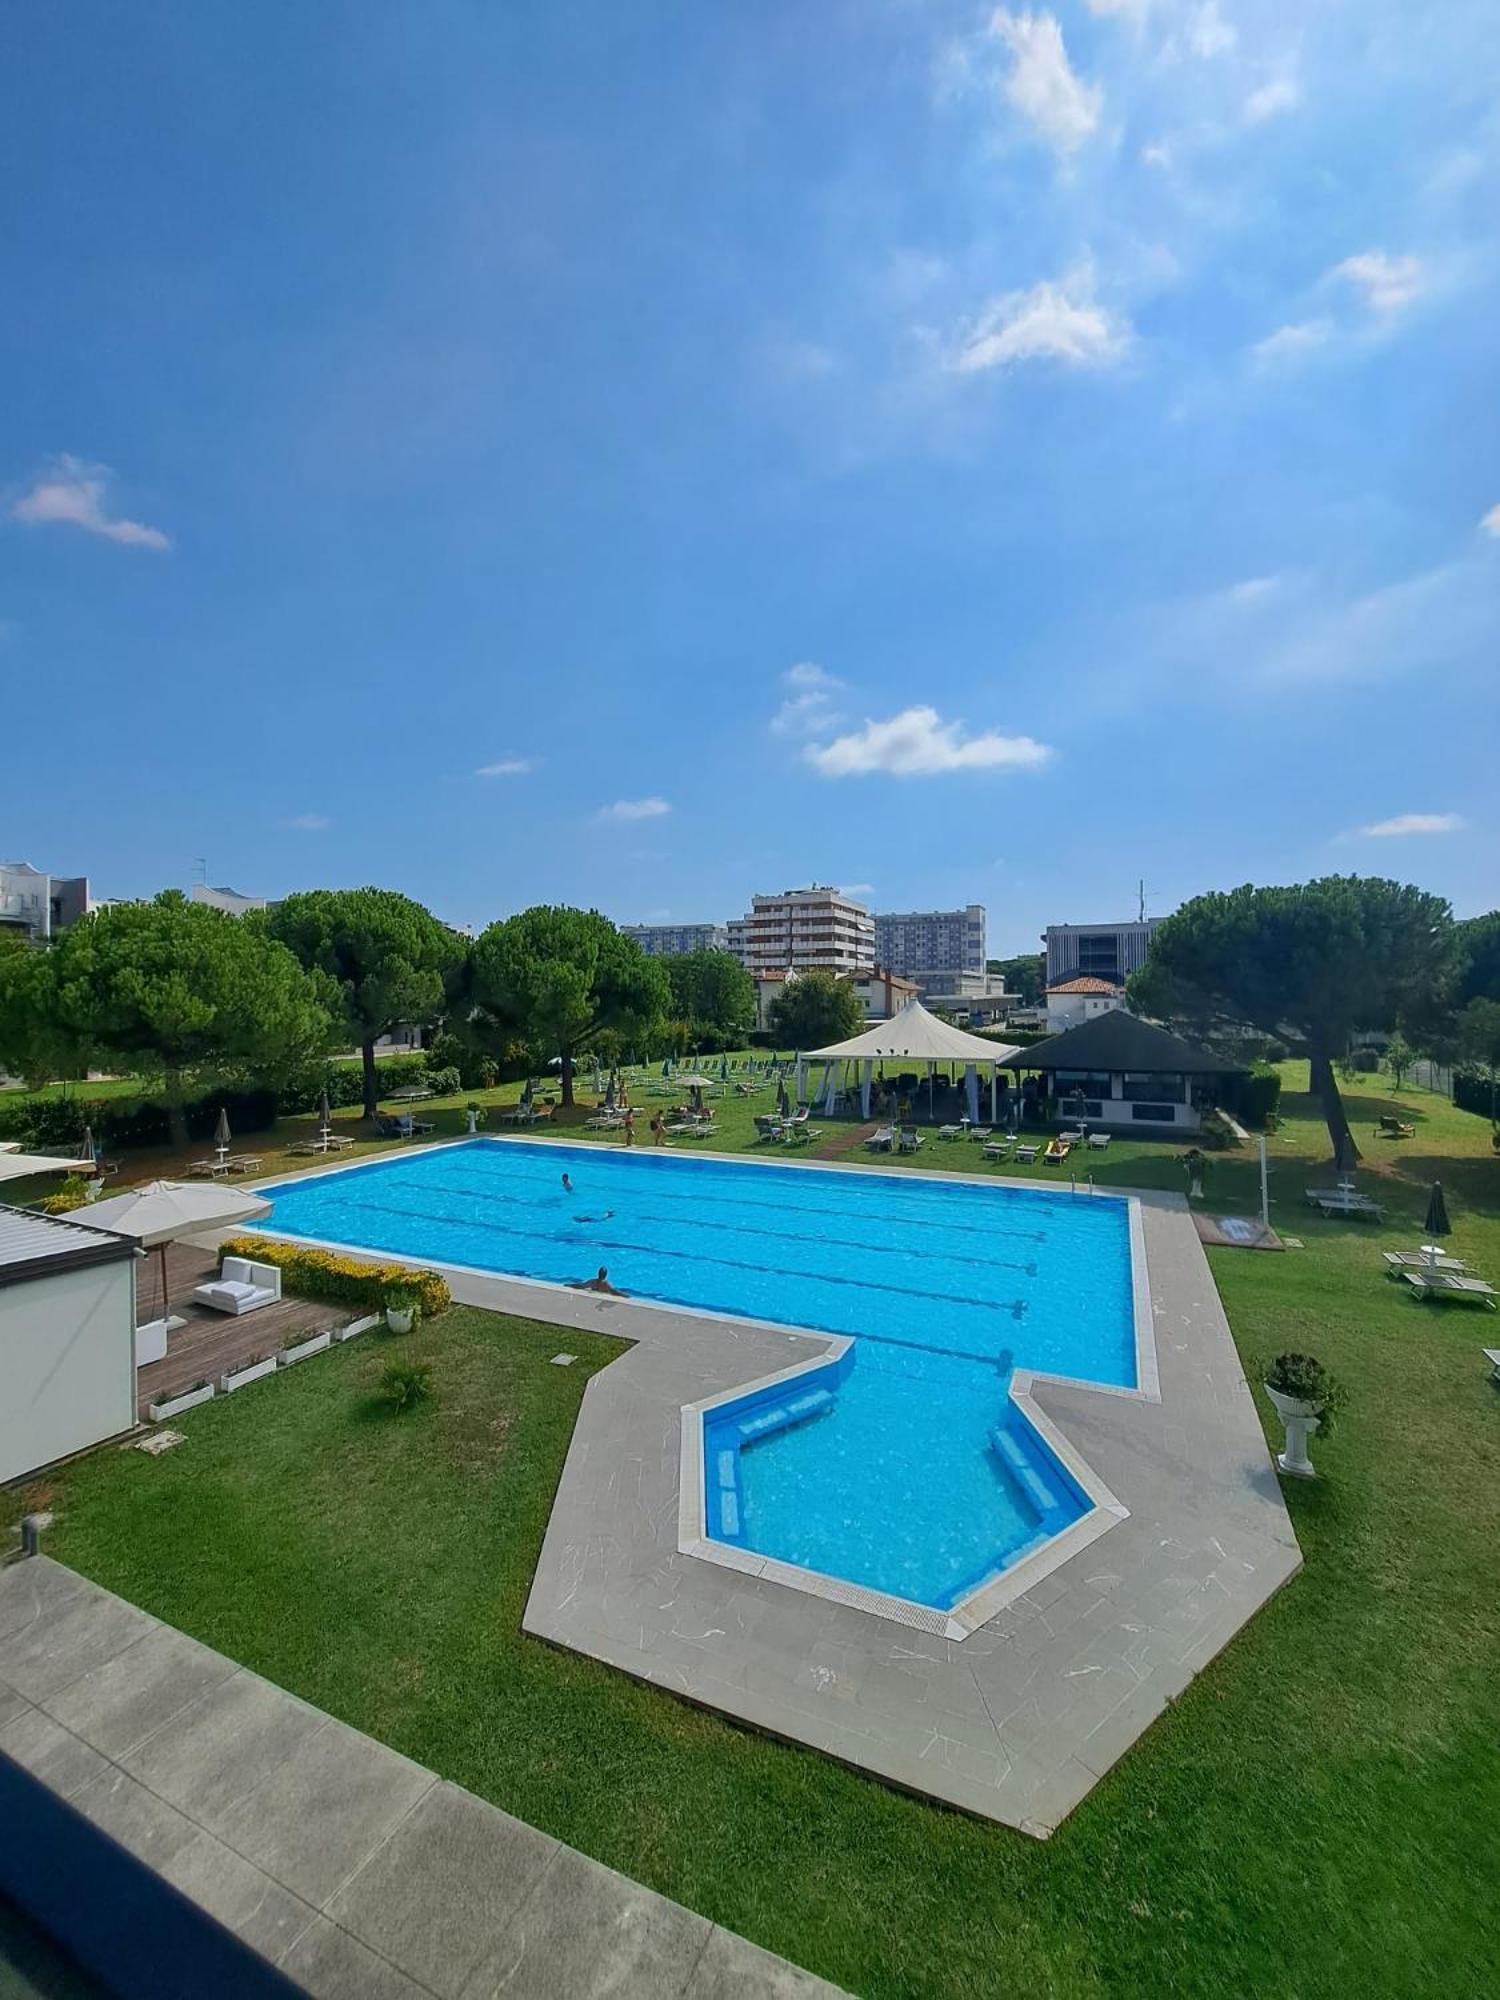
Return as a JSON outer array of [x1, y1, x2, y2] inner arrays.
[[136, 1241, 351, 1418]]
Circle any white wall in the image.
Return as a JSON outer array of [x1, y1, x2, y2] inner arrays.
[[0, 1261, 137, 1483]]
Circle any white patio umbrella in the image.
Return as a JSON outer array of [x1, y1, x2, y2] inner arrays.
[[0, 1152, 86, 1183], [213, 1106, 232, 1167], [83, 1178, 272, 1329]]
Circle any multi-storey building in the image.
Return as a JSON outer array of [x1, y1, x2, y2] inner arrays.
[[872, 904, 986, 982], [1043, 919, 1161, 989], [190, 883, 272, 916], [620, 922, 730, 957], [0, 861, 93, 942], [728, 887, 875, 978]]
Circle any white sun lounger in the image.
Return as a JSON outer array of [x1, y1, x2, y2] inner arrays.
[[1383, 1249, 1467, 1275], [1402, 1270, 1497, 1309]]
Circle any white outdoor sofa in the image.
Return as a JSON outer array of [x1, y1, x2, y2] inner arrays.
[[192, 1256, 282, 1317]]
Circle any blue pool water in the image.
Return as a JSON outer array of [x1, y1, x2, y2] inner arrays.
[[250, 1140, 1136, 1609]]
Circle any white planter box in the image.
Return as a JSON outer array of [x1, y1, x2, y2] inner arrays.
[[278, 1330, 332, 1368], [333, 1314, 380, 1343], [221, 1355, 278, 1394], [147, 1383, 215, 1423]]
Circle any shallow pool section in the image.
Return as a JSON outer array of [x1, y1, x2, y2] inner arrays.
[[250, 1139, 1139, 1612]]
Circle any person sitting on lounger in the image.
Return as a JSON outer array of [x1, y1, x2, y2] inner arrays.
[[570, 1265, 626, 1296]]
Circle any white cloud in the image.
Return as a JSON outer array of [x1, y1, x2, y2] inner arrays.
[[1357, 812, 1465, 838], [1244, 75, 1299, 124], [1227, 574, 1283, 604], [1187, 3, 1236, 58], [10, 455, 170, 551], [1140, 140, 1172, 169], [989, 11, 1101, 158], [475, 757, 533, 777], [1086, 0, 1151, 19], [599, 797, 672, 821], [841, 883, 875, 896], [805, 706, 1053, 779], [284, 813, 331, 832], [950, 266, 1129, 372], [1480, 504, 1500, 538], [771, 662, 846, 737], [1329, 250, 1426, 313], [1249, 318, 1333, 369]]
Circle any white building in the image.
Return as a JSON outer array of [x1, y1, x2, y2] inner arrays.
[[621, 922, 730, 956], [1043, 918, 1161, 989], [190, 882, 271, 916], [729, 886, 875, 978], [872, 904, 986, 982], [1044, 976, 1126, 1033], [749, 966, 920, 1033], [0, 1208, 140, 1484], [0, 861, 93, 942]]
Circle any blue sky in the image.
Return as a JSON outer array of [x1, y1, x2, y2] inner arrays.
[[3, 2, 1497, 954]]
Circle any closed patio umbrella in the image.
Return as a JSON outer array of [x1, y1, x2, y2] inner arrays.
[[777, 1078, 790, 1118], [213, 1106, 231, 1166], [318, 1087, 333, 1147], [604, 1075, 616, 1111], [83, 1178, 272, 1330], [1424, 1181, 1451, 1238]]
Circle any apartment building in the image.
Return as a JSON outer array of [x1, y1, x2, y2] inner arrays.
[[1043, 919, 1161, 989], [872, 904, 986, 982], [621, 922, 730, 957], [728, 886, 875, 978], [0, 861, 93, 942]]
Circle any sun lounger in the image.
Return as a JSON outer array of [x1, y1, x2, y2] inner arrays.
[[983, 1139, 1012, 1160], [1014, 1143, 1039, 1163], [1306, 1188, 1384, 1219], [937, 1124, 965, 1141], [1058, 1128, 1085, 1147], [897, 1128, 922, 1154], [1403, 1270, 1497, 1309], [783, 1123, 821, 1148], [1043, 1138, 1072, 1163], [1484, 1347, 1500, 1384], [865, 1125, 896, 1151], [1376, 1115, 1415, 1138], [192, 1256, 281, 1317], [1383, 1249, 1468, 1275], [967, 1128, 991, 1143], [1086, 1132, 1111, 1149], [584, 1113, 624, 1130]]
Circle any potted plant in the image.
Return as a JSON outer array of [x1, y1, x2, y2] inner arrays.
[[1261, 1352, 1345, 1478], [384, 1283, 422, 1334]]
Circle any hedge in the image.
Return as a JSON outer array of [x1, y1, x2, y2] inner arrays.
[[1220, 1062, 1283, 1130], [217, 1236, 451, 1319], [1454, 1071, 1499, 1120]]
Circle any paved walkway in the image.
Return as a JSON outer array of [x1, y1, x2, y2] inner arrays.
[[0, 1559, 839, 1998], [520, 1185, 1302, 1837]]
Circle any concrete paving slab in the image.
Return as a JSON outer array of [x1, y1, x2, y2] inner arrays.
[[0, 1585, 157, 1702], [118, 1668, 328, 1825], [160, 1827, 320, 1966], [0, 1708, 112, 1802], [461, 1840, 715, 1999], [687, 1926, 840, 1997], [278, 1917, 435, 1999], [325, 1781, 560, 1996], [212, 1716, 434, 1907], [40, 1623, 238, 1761], [70, 1764, 203, 1873]]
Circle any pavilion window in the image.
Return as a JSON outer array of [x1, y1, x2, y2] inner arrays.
[[1055, 1071, 1114, 1100], [1122, 1070, 1185, 1103]]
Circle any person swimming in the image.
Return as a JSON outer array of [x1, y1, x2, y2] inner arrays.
[[569, 1265, 625, 1296], [572, 1209, 615, 1224], [561, 1172, 574, 1194]]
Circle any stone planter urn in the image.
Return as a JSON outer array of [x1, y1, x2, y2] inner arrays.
[[466, 1107, 480, 1135], [1264, 1382, 1321, 1478], [385, 1305, 416, 1334]]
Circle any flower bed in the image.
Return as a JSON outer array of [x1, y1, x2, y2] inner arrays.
[[217, 1237, 450, 1319]]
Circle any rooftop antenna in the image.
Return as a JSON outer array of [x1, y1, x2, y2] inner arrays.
[[1138, 878, 1148, 923], [193, 856, 207, 885]]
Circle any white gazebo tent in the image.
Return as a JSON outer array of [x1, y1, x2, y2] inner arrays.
[[801, 999, 1022, 1124]]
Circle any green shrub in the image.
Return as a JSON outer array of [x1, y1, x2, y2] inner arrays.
[[1262, 1352, 1347, 1438], [218, 1237, 450, 1318], [38, 1174, 94, 1214], [378, 1359, 433, 1414], [1222, 1061, 1283, 1129], [422, 1065, 462, 1098]]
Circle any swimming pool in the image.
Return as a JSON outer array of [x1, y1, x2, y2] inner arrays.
[[250, 1140, 1143, 1614]]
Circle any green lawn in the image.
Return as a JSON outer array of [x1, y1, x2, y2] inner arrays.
[[7, 1069, 1500, 1995]]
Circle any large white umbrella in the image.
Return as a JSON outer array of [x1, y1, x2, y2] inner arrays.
[[84, 1178, 272, 1328], [0, 1152, 86, 1183]]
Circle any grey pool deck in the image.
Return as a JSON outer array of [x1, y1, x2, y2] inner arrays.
[[0, 1558, 841, 1998], [508, 1183, 1301, 1837]]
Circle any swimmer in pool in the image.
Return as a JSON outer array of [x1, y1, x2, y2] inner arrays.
[[570, 1265, 626, 1296], [561, 1172, 574, 1194]]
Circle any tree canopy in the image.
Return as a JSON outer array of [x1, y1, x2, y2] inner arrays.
[[268, 887, 462, 1117], [987, 952, 1044, 1004], [1128, 876, 1454, 1164], [34, 892, 335, 1143], [767, 969, 865, 1050], [662, 948, 755, 1049], [468, 906, 669, 1103]]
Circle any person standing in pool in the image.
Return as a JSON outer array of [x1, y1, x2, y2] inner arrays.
[[570, 1265, 626, 1296]]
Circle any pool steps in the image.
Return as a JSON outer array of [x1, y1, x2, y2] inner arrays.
[[710, 1388, 836, 1544], [990, 1421, 1076, 1536]]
